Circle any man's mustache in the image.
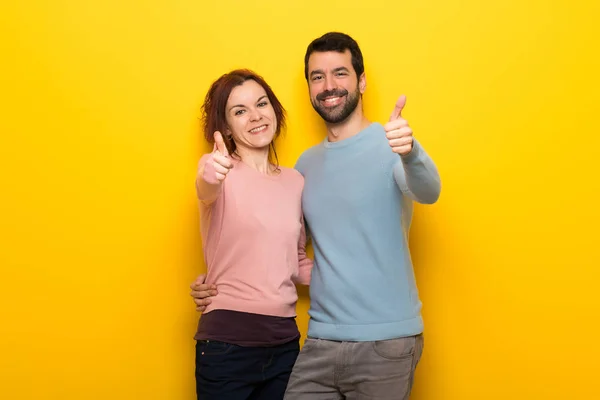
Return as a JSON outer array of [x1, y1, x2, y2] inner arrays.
[[316, 89, 348, 101]]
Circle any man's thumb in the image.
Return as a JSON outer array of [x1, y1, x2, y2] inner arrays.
[[389, 95, 407, 121], [213, 131, 228, 156]]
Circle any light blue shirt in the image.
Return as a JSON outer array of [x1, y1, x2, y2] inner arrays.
[[295, 122, 441, 341]]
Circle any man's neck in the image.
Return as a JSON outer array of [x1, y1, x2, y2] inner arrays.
[[326, 107, 371, 143]]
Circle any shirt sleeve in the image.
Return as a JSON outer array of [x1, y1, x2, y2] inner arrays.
[[393, 138, 441, 204]]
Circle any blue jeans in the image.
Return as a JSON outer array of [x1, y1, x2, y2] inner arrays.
[[195, 339, 299, 400]]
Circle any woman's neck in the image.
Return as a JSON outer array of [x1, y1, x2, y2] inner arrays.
[[235, 146, 273, 174]]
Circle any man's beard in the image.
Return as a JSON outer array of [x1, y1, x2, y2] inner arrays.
[[311, 86, 360, 124]]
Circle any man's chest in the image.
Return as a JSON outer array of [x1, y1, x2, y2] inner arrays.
[[301, 159, 397, 220]]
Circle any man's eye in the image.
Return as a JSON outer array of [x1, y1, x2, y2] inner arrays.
[[312, 76, 323, 81]]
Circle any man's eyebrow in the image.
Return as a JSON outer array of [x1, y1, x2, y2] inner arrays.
[[332, 67, 349, 73], [310, 67, 349, 78]]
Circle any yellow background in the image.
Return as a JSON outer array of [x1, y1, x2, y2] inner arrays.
[[1, 0, 599, 399]]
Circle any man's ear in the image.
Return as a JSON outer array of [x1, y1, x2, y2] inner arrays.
[[359, 73, 367, 94]]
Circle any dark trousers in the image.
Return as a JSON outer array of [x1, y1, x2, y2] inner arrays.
[[195, 339, 299, 400]]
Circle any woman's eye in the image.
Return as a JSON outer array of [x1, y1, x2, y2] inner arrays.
[[235, 109, 245, 116], [258, 102, 268, 107]]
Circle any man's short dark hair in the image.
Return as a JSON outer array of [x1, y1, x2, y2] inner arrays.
[[304, 32, 364, 80]]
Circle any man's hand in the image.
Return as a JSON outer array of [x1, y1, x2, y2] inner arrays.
[[384, 95, 413, 156], [190, 274, 218, 312], [203, 131, 233, 183]]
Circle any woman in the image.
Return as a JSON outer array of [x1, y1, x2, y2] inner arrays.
[[193, 69, 312, 400]]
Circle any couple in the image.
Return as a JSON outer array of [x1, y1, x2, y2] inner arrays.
[[191, 32, 441, 400]]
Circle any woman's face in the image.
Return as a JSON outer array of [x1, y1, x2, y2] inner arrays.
[[225, 79, 277, 153]]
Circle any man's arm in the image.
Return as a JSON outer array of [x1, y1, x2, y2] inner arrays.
[[293, 218, 313, 286], [385, 95, 441, 204], [393, 139, 441, 204], [190, 274, 218, 312]]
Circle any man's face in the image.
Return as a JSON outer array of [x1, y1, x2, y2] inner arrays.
[[307, 50, 365, 124]]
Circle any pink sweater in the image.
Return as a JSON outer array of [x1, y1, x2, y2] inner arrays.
[[197, 155, 312, 318]]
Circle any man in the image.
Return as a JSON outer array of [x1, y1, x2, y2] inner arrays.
[[191, 32, 441, 399]]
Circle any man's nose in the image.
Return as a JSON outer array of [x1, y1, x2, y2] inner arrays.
[[323, 76, 337, 92]]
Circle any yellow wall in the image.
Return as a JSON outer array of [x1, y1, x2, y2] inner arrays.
[[1, 0, 599, 399]]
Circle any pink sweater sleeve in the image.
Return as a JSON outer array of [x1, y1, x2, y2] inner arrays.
[[294, 217, 313, 286]]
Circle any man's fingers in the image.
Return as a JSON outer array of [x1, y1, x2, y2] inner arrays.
[[190, 282, 216, 291], [384, 119, 409, 133], [388, 137, 413, 147], [194, 298, 212, 307], [191, 274, 207, 287], [392, 146, 412, 155], [391, 144, 413, 155], [190, 274, 217, 312], [385, 127, 413, 140], [190, 289, 218, 298], [389, 95, 407, 121], [190, 284, 217, 292]]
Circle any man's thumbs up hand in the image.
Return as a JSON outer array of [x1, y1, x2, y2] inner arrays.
[[384, 95, 413, 156]]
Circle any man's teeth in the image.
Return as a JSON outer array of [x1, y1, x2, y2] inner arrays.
[[324, 97, 340, 104]]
